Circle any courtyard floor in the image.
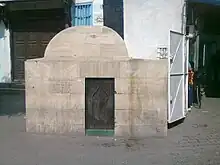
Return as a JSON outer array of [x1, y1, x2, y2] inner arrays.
[[0, 92, 220, 165]]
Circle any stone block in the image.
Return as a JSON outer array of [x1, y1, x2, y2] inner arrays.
[[115, 125, 131, 137], [83, 43, 101, 57], [130, 91, 167, 111], [155, 124, 167, 137], [26, 108, 85, 135], [40, 61, 79, 81], [84, 34, 102, 45], [115, 94, 130, 110], [47, 79, 85, 95], [58, 109, 85, 125], [100, 44, 128, 59], [25, 94, 40, 109], [99, 62, 120, 77], [144, 59, 168, 78], [79, 62, 100, 77], [129, 59, 168, 78], [157, 109, 167, 125], [115, 78, 131, 94], [25, 78, 41, 96], [60, 62, 79, 80], [129, 77, 167, 110], [79, 61, 121, 77], [119, 61, 131, 78], [115, 110, 130, 125], [25, 60, 41, 81], [27, 121, 84, 135], [39, 94, 84, 111], [129, 59, 148, 78], [86, 56, 114, 61], [131, 110, 159, 125]]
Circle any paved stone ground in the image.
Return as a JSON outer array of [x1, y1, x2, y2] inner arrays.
[[0, 92, 220, 165]]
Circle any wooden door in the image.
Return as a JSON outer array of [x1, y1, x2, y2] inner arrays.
[[85, 78, 115, 135], [11, 9, 65, 82]]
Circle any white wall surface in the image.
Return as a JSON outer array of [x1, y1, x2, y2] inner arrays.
[[0, 21, 11, 82], [93, 0, 103, 26], [124, 0, 186, 59]]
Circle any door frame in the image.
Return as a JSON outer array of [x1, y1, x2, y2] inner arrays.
[[85, 77, 115, 136]]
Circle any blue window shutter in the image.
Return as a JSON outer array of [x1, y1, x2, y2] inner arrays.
[[72, 2, 93, 26]]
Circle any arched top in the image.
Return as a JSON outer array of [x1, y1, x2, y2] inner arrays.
[[44, 26, 129, 60]]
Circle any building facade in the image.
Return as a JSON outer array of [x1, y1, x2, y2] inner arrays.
[[1, 0, 188, 83], [72, 0, 123, 38], [0, 20, 11, 82], [72, 0, 186, 59], [0, 0, 71, 83]]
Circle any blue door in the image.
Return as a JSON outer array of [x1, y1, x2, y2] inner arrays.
[[72, 2, 93, 26]]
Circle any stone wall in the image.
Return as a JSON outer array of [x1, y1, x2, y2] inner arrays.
[[129, 59, 168, 137], [25, 26, 168, 137]]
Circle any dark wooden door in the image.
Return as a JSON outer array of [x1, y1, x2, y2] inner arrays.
[[85, 78, 115, 130], [10, 9, 65, 81], [12, 32, 26, 81], [12, 31, 57, 81]]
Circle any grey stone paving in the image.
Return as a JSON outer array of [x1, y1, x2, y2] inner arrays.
[[0, 93, 220, 165]]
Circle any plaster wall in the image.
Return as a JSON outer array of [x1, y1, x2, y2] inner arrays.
[[124, 0, 186, 59], [0, 21, 11, 83]]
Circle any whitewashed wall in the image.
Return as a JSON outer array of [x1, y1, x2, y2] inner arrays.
[[124, 0, 186, 59], [93, 0, 103, 26], [0, 21, 11, 82]]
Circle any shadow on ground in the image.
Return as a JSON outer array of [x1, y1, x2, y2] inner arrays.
[[167, 118, 185, 129], [0, 89, 25, 116]]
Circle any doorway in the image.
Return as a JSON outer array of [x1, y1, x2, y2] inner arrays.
[[187, 2, 220, 98], [85, 78, 115, 136]]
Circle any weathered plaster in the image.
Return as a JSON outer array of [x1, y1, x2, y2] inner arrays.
[[0, 21, 11, 83], [124, 0, 186, 59], [93, 0, 103, 26]]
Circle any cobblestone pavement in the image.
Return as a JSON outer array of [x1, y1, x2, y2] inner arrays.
[[0, 96, 220, 165]]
